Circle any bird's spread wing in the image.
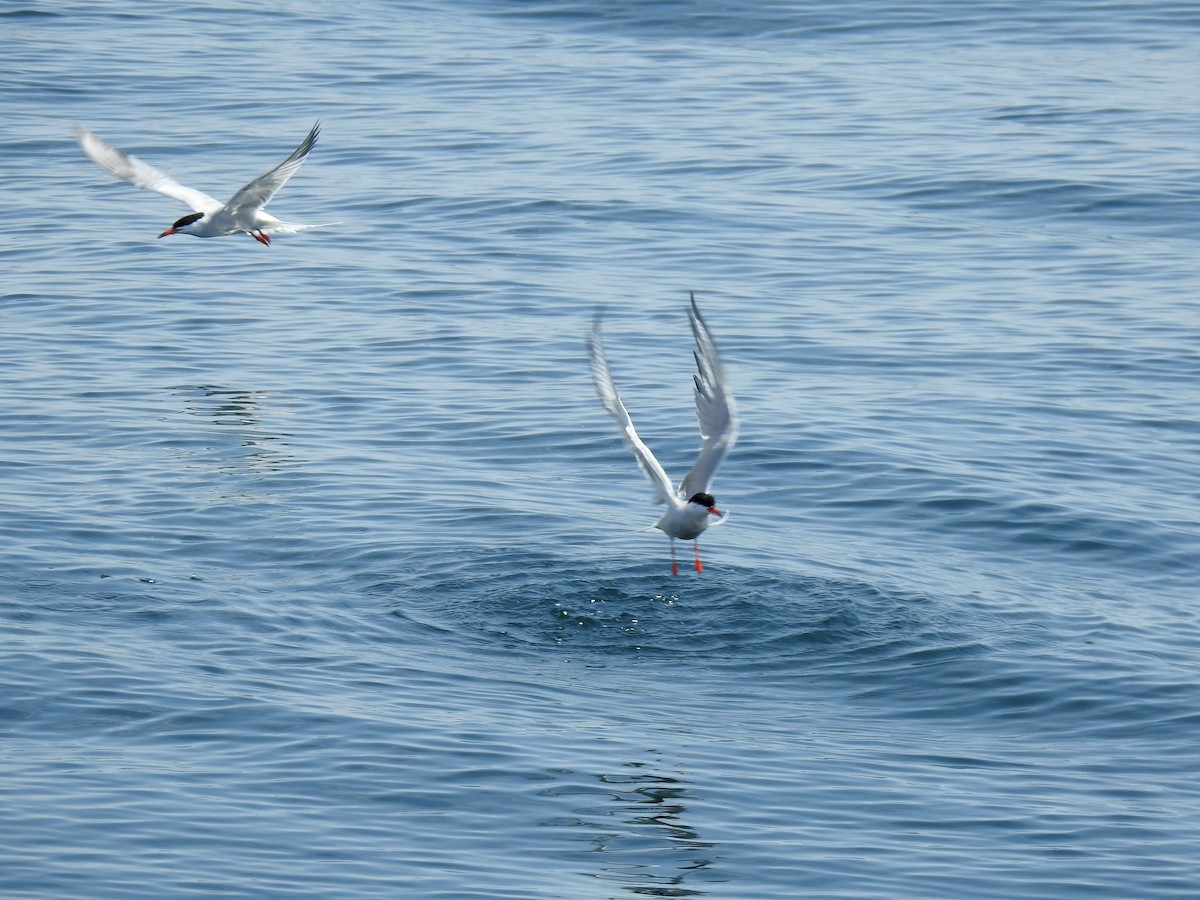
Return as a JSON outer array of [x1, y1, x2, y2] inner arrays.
[[223, 121, 320, 216], [252, 218, 336, 235], [679, 294, 739, 499], [74, 127, 222, 213], [588, 309, 678, 507]]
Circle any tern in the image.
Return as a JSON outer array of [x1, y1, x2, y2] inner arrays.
[[588, 294, 739, 575], [74, 122, 330, 245]]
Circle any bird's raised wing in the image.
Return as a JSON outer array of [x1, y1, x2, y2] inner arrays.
[[223, 121, 320, 216], [678, 294, 739, 499], [74, 127, 222, 213], [588, 309, 678, 507]]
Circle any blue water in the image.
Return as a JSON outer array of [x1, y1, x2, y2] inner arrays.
[[3, 1, 1199, 897]]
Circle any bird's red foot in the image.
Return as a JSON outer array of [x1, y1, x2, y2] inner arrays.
[[694, 542, 704, 572], [251, 231, 271, 245]]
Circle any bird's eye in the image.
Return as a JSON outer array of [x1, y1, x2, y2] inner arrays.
[[172, 212, 204, 228]]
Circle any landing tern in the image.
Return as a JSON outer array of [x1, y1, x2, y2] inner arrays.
[[588, 294, 739, 575], [74, 122, 331, 245]]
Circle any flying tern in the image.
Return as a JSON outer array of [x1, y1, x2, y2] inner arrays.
[[74, 122, 330, 245], [588, 294, 739, 575]]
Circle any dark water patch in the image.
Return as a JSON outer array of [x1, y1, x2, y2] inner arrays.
[[469, 0, 1172, 44], [372, 547, 958, 666], [0, 8, 62, 18]]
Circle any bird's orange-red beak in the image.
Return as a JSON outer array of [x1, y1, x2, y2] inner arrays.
[[158, 228, 178, 238], [708, 506, 721, 516]]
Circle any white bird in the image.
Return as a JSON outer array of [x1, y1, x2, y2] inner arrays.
[[588, 294, 739, 575], [74, 122, 331, 245]]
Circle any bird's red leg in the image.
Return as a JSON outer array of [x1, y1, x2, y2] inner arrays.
[[693, 541, 704, 572], [670, 539, 679, 576], [251, 230, 271, 246]]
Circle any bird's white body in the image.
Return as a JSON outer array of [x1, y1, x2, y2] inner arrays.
[[654, 499, 718, 542], [74, 122, 331, 245], [588, 295, 739, 573]]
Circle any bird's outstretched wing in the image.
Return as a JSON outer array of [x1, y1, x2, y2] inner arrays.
[[252, 220, 335, 235], [223, 121, 320, 217], [588, 308, 678, 507], [678, 294, 739, 499], [74, 127, 222, 213]]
